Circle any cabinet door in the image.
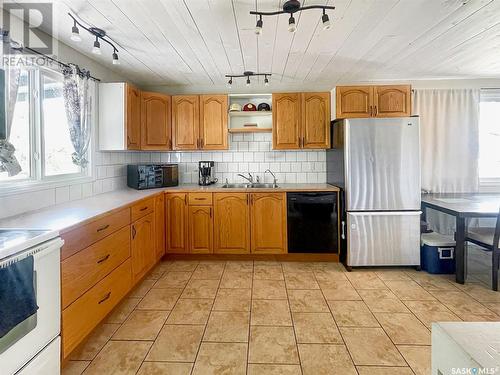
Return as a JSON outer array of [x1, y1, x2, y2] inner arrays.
[[336, 86, 373, 118], [213, 193, 250, 254], [188, 206, 213, 254], [250, 193, 287, 254], [155, 194, 165, 261], [126, 84, 141, 150], [172, 95, 199, 150], [302, 92, 331, 149], [141, 92, 171, 150], [200, 94, 228, 150], [373, 85, 411, 117], [131, 212, 155, 282], [165, 193, 188, 253], [272, 93, 301, 150]]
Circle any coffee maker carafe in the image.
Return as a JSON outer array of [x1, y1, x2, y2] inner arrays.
[[198, 161, 217, 186]]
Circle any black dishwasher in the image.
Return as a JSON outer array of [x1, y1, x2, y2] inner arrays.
[[287, 192, 338, 253]]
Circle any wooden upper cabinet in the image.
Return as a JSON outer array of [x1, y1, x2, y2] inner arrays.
[[213, 193, 250, 254], [165, 193, 188, 253], [172, 95, 199, 150], [200, 94, 228, 150], [131, 212, 155, 283], [336, 86, 373, 119], [302, 92, 330, 149], [126, 84, 141, 150], [155, 194, 165, 261], [250, 193, 287, 254], [373, 85, 411, 117], [188, 206, 213, 254], [273, 93, 301, 150], [141, 92, 171, 150]]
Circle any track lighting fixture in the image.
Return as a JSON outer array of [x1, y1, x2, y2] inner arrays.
[[225, 71, 272, 87], [255, 16, 263, 35], [322, 9, 331, 30], [251, 0, 334, 34], [288, 15, 296, 33], [71, 21, 81, 42], [92, 36, 101, 55], [68, 13, 120, 65]]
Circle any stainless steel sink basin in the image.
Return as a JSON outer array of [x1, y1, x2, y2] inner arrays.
[[249, 183, 279, 188], [221, 183, 279, 189]]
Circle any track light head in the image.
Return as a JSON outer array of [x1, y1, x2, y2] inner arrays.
[[71, 21, 81, 42], [112, 51, 119, 65], [264, 76, 269, 86], [227, 78, 232, 88], [246, 77, 251, 87], [92, 37, 101, 55], [288, 15, 296, 33], [255, 16, 263, 35], [322, 12, 331, 30]]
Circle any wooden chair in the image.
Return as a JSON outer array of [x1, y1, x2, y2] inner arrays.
[[465, 208, 500, 291]]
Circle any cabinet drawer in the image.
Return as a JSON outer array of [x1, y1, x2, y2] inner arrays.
[[188, 192, 212, 206], [61, 226, 131, 309], [61, 208, 130, 260], [62, 259, 132, 358], [131, 197, 155, 222]]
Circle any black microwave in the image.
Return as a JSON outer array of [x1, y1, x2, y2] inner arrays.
[[127, 164, 179, 190]]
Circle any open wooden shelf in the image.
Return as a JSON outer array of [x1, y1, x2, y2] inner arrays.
[[228, 128, 272, 133], [229, 111, 272, 117]]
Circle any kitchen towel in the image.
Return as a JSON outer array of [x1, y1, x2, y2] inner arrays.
[[0, 256, 38, 338]]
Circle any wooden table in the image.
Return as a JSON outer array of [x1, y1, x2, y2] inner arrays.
[[421, 193, 500, 284]]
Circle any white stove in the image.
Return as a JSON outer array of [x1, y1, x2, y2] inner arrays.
[[0, 228, 63, 375]]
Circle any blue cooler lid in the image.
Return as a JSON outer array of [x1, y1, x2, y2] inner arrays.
[[421, 232, 456, 247]]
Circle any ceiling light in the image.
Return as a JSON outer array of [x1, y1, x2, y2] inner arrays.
[[92, 37, 101, 54], [250, 1, 335, 34], [322, 10, 331, 30], [288, 15, 296, 33], [71, 21, 81, 42], [112, 51, 119, 65], [264, 75, 269, 86], [255, 16, 263, 35], [225, 71, 271, 87], [227, 78, 232, 88], [246, 77, 251, 87]]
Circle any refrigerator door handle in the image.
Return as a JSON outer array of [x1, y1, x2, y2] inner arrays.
[[341, 221, 346, 240]]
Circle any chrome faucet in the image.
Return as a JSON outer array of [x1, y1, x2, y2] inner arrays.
[[264, 169, 278, 187], [237, 173, 253, 185]]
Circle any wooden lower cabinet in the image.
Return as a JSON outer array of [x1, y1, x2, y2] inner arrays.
[[155, 194, 166, 260], [188, 206, 213, 253], [250, 193, 287, 254], [131, 212, 156, 283], [165, 193, 188, 253], [213, 193, 250, 254], [62, 259, 132, 358]]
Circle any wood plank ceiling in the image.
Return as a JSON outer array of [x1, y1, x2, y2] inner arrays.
[[10, 0, 500, 90]]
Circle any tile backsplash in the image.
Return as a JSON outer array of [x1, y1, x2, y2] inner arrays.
[[0, 133, 326, 219]]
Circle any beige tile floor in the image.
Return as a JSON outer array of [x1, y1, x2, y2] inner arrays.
[[63, 260, 500, 375]]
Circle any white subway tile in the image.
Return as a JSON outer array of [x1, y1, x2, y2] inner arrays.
[[238, 162, 249, 172], [82, 182, 93, 198], [233, 153, 244, 162], [259, 162, 270, 172], [285, 152, 297, 162], [55, 186, 70, 204], [248, 162, 259, 172], [238, 141, 249, 151], [217, 163, 228, 172], [258, 142, 270, 151], [301, 162, 312, 172], [232, 134, 244, 142], [227, 163, 239, 172], [297, 173, 308, 183], [248, 141, 259, 151], [285, 173, 297, 183], [307, 152, 318, 162], [280, 162, 291, 173], [223, 152, 233, 162], [297, 152, 307, 161], [254, 152, 265, 162], [244, 152, 254, 162], [151, 153, 161, 163], [307, 172, 318, 183], [212, 152, 223, 162], [243, 133, 254, 142], [69, 184, 82, 201], [268, 162, 281, 172], [318, 151, 326, 161]]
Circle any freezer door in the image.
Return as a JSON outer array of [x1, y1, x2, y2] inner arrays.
[[345, 118, 420, 211], [347, 211, 420, 266]]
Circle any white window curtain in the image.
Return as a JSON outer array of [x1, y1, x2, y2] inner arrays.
[[413, 88, 480, 233]]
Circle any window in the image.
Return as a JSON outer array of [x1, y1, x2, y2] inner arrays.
[[479, 90, 500, 187], [0, 66, 90, 187]]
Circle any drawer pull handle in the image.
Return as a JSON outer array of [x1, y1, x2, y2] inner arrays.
[[132, 225, 136, 239], [194, 198, 206, 200], [140, 206, 148, 211], [96, 224, 110, 232], [98, 292, 111, 304], [97, 254, 110, 264]]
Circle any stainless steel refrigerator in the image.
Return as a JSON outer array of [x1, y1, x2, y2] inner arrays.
[[327, 117, 421, 267]]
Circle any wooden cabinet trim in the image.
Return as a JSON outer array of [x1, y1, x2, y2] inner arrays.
[[213, 193, 250, 254], [199, 94, 228, 150], [250, 192, 287, 254], [125, 84, 141, 150], [188, 206, 213, 254], [302, 92, 331, 149], [373, 85, 411, 117], [272, 93, 301, 150], [165, 193, 188, 253], [140, 91, 172, 150], [172, 95, 200, 150]]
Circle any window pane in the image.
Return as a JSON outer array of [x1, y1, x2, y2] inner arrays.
[[479, 101, 500, 179], [41, 73, 80, 177], [0, 70, 31, 181]]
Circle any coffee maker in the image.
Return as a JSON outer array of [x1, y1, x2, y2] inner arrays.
[[198, 161, 217, 186]]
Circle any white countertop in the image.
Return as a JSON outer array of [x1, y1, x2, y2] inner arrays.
[[0, 184, 339, 234]]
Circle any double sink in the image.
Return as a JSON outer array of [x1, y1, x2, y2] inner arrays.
[[222, 183, 279, 189]]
